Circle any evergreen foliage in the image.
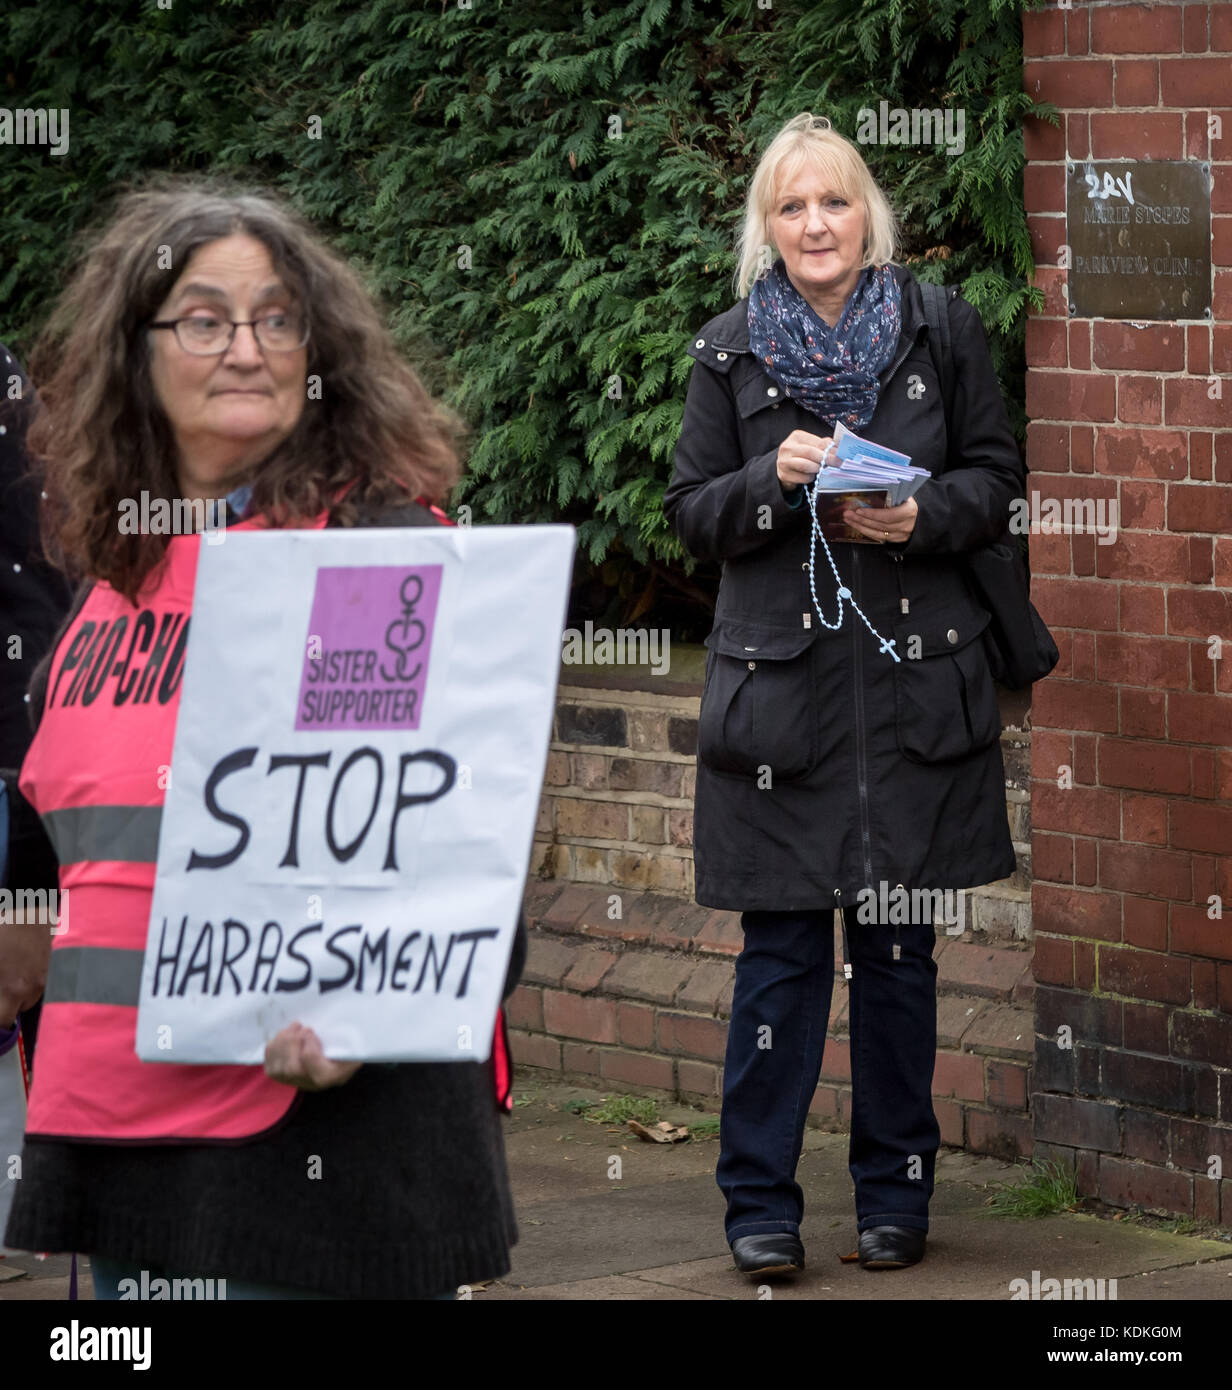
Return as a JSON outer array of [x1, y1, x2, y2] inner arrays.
[[2, 0, 1054, 626]]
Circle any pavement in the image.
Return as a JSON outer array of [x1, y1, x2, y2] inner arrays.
[[483, 1075, 1232, 1301], [2, 1073, 1231, 1302]]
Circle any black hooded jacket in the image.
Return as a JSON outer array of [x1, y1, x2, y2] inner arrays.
[[663, 264, 1021, 910]]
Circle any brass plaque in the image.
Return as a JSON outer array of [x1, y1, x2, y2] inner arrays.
[[1066, 160, 1211, 320]]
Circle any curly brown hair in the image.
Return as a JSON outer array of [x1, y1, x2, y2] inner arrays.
[[26, 172, 466, 602]]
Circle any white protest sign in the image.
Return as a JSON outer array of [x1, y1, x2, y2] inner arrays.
[[135, 524, 575, 1064]]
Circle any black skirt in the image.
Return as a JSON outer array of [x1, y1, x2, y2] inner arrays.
[[4, 1057, 517, 1299]]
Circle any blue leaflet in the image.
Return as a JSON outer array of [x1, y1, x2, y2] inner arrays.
[[812, 420, 932, 506]]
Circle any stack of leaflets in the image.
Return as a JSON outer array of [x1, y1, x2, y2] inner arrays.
[[807, 420, 932, 543]]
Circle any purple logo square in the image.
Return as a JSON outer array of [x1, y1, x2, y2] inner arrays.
[[296, 566, 443, 731]]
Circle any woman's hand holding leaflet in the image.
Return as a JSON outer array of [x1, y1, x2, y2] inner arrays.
[[775, 429, 833, 491]]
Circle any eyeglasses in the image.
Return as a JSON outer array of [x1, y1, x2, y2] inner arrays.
[[148, 311, 310, 355]]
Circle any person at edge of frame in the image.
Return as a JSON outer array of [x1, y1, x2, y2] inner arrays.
[[0, 345, 75, 1066]]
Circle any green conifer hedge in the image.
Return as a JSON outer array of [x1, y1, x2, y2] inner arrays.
[[2, 0, 1053, 629]]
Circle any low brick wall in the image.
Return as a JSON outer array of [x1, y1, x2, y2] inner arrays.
[[511, 881, 1036, 1159], [533, 682, 700, 897]]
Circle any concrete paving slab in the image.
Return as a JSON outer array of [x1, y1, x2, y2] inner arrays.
[[504, 1174, 729, 1287], [1114, 1263, 1232, 1299], [493, 1082, 1232, 1301], [626, 1212, 1232, 1302], [5, 1080, 1229, 1304], [504, 1077, 823, 1204], [482, 1274, 725, 1300], [0, 1252, 92, 1301], [0, 1274, 79, 1300]]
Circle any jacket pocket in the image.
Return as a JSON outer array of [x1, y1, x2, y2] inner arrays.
[[892, 604, 1001, 764], [698, 620, 818, 781]]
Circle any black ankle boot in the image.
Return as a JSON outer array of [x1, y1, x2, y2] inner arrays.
[[857, 1226, 926, 1269], [730, 1233, 805, 1277]]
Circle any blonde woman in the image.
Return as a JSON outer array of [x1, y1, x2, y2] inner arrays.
[[664, 114, 1022, 1277]]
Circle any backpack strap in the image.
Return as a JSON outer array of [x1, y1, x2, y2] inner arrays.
[[919, 279, 958, 432]]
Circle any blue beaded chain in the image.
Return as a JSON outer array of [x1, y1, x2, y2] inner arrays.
[[803, 445, 900, 663]]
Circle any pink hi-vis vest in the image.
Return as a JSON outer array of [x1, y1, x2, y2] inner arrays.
[[20, 512, 317, 1140], [21, 501, 511, 1142]]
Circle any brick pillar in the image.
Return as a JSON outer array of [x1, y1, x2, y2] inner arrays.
[[1023, 1, 1232, 1221]]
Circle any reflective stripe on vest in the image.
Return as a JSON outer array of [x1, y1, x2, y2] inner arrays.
[[42, 946, 143, 1007], [42, 804, 162, 865]]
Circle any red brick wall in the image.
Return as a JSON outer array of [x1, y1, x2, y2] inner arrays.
[[1023, 0, 1232, 1222]]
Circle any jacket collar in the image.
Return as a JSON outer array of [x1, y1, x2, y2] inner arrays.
[[703, 262, 923, 354]]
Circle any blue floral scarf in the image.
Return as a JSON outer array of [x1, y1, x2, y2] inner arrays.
[[747, 259, 902, 430]]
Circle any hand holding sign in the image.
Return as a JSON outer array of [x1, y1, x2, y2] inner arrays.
[[264, 1022, 362, 1090]]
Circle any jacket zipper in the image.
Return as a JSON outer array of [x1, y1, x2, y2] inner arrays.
[[850, 545, 875, 897], [816, 316, 922, 957], [863, 325, 921, 932], [878, 321, 923, 396], [834, 321, 920, 970]]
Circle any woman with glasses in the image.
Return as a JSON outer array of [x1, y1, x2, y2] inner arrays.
[[1, 176, 525, 1300]]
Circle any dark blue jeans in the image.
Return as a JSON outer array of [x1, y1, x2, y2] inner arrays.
[[717, 907, 940, 1240]]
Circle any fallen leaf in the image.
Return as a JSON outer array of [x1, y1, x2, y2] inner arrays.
[[627, 1119, 689, 1143], [839, 1250, 860, 1262]]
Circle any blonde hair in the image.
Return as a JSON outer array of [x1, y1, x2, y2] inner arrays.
[[733, 113, 901, 299]]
